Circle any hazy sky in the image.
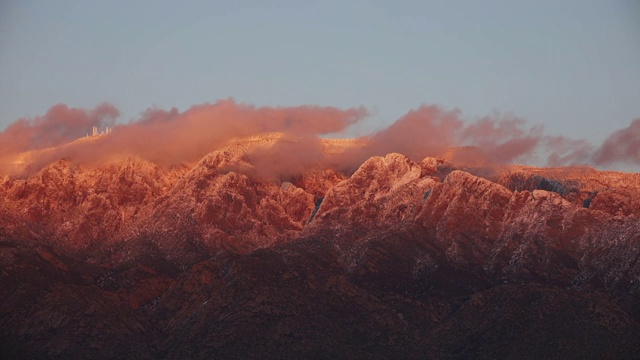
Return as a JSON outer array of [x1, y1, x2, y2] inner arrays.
[[1, 1, 639, 144]]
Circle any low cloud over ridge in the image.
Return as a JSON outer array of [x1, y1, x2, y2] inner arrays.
[[1, 99, 638, 177]]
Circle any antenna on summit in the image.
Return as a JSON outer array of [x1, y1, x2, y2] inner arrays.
[[87, 126, 112, 138]]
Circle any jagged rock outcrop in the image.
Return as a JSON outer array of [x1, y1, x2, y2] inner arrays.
[[0, 158, 182, 254], [307, 153, 438, 237]]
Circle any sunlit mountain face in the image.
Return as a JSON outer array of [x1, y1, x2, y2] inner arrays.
[[1, 102, 640, 359]]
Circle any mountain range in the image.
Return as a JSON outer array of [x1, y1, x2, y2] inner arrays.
[[1, 134, 640, 359]]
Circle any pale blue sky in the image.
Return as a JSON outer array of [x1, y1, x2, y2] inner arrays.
[[1, 1, 639, 144]]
